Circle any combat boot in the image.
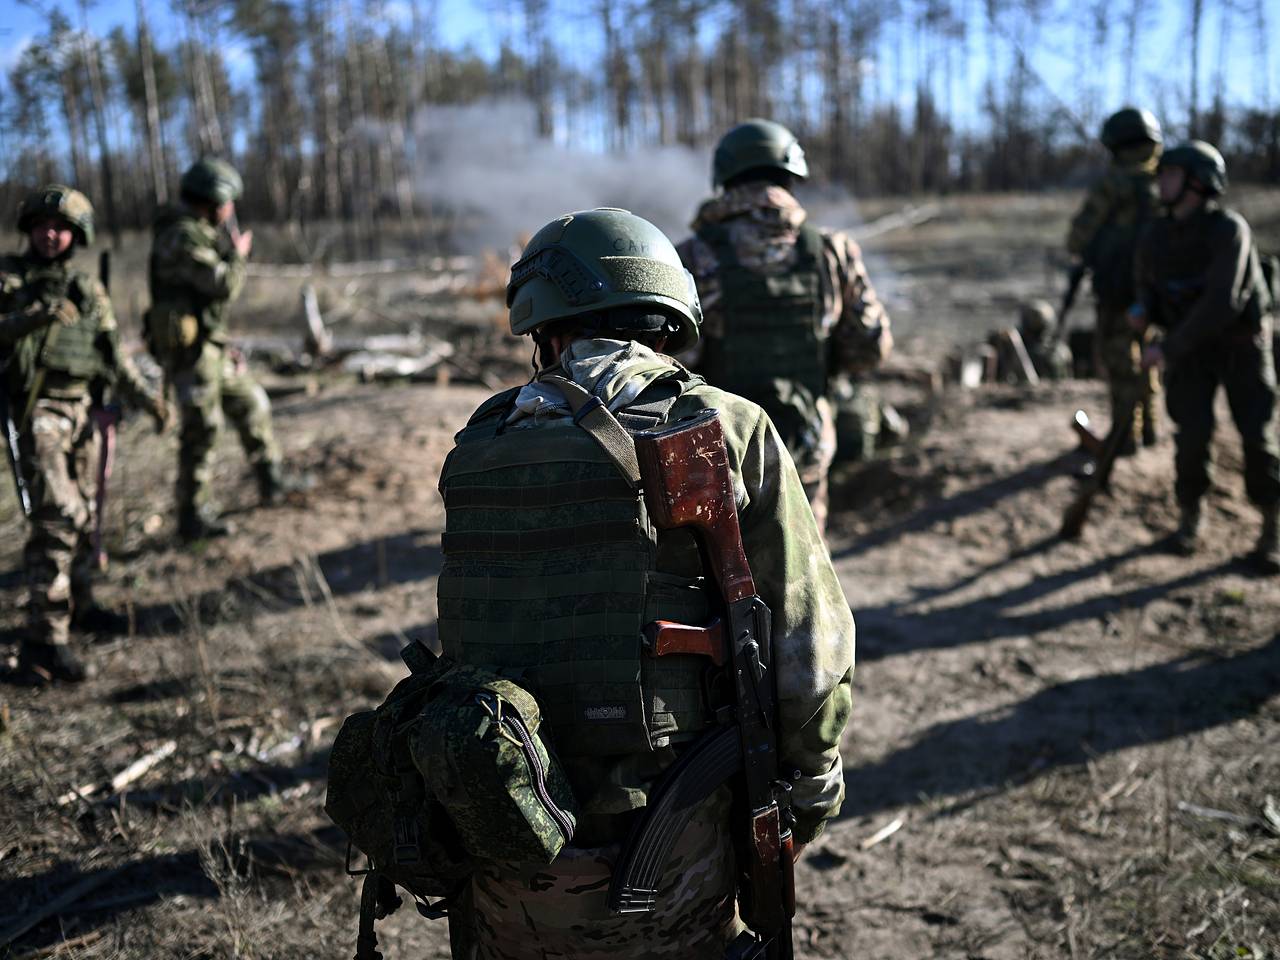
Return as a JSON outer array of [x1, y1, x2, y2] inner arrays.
[[179, 505, 231, 543], [1170, 502, 1201, 556], [1249, 506, 1280, 574], [16, 641, 89, 685], [255, 460, 309, 506], [72, 605, 130, 637]]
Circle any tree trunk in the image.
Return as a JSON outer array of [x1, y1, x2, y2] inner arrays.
[[136, 0, 168, 204]]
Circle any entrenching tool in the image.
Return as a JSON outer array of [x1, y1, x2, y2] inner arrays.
[[0, 376, 31, 518]]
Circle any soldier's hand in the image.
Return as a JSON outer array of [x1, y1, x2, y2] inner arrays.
[[150, 397, 170, 434], [234, 229, 254, 259], [47, 299, 80, 327]]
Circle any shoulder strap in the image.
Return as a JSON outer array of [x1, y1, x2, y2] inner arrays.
[[542, 375, 642, 488]]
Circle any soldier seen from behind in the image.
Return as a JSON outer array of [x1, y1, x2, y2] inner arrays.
[[678, 118, 893, 534], [1067, 107, 1164, 454], [147, 157, 293, 542], [0, 186, 166, 685], [1133, 141, 1280, 570], [327, 208, 855, 958]]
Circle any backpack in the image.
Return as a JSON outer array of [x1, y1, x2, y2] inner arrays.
[[325, 640, 578, 958]]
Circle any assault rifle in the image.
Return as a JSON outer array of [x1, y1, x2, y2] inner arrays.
[[1047, 262, 1087, 359], [1, 367, 32, 517], [610, 409, 795, 960], [91, 250, 120, 570]]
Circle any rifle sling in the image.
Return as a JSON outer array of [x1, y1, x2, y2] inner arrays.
[[608, 723, 742, 914]]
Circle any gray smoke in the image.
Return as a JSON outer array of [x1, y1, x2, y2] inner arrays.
[[413, 99, 710, 250]]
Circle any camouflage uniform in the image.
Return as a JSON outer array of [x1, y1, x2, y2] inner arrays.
[[678, 184, 892, 532], [1136, 201, 1279, 513], [147, 204, 281, 530], [1018, 300, 1074, 381], [440, 338, 855, 958], [1067, 150, 1162, 449], [1, 251, 160, 656]]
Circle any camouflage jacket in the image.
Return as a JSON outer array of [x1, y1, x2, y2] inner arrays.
[[446, 339, 856, 844], [1065, 153, 1159, 259], [1135, 201, 1270, 363], [148, 204, 245, 346], [0, 250, 155, 409], [677, 184, 893, 376]]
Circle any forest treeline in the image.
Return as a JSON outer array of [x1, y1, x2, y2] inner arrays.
[[2, 0, 1278, 248]]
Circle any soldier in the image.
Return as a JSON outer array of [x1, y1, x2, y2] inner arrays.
[[147, 157, 288, 542], [678, 118, 892, 534], [1018, 300, 1074, 381], [1134, 141, 1280, 569], [1, 186, 166, 685], [1067, 106, 1164, 454], [436, 208, 855, 956]]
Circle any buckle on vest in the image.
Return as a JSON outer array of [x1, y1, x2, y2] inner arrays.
[[393, 817, 421, 864]]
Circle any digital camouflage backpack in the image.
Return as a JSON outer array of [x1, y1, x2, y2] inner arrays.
[[325, 639, 578, 959]]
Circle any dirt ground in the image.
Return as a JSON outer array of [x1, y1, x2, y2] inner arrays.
[[2, 192, 1279, 959]]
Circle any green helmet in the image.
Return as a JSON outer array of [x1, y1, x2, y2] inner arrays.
[[1160, 140, 1227, 196], [16, 184, 95, 246], [712, 118, 809, 188], [1099, 107, 1162, 152], [180, 156, 243, 204], [506, 208, 702, 353], [1019, 299, 1057, 337]]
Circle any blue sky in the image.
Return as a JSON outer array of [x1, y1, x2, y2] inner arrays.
[[0, 0, 1273, 143]]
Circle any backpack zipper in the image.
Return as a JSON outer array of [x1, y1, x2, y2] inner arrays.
[[475, 693, 575, 844]]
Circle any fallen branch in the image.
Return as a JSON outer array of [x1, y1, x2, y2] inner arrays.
[[853, 203, 941, 243], [57, 740, 177, 805], [860, 816, 905, 850], [1176, 800, 1260, 829]]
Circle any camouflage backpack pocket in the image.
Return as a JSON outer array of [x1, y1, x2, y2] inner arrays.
[[143, 306, 201, 363], [325, 665, 471, 906], [411, 664, 578, 864]]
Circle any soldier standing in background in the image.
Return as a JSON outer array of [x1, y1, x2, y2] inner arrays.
[[147, 158, 290, 542], [1, 186, 166, 685], [678, 119, 892, 535], [1067, 107, 1164, 454], [1133, 141, 1280, 570]]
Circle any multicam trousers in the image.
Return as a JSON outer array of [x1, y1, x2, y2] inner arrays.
[[1097, 304, 1160, 447], [17, 395, 100, 646], [449, 800, 740, 960], [1164, 327, 1280, 509], [172, 340, 280, 517]]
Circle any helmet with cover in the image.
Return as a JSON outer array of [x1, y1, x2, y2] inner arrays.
[[1018, 299, 1057, 338], [506, 208, 702, 354], [17, 184, 95, 246], [712, 118, 809, 188], [1159, 140, 1227, 196], [1100, 107, 1163, 153], [180, 157, 244, 205]]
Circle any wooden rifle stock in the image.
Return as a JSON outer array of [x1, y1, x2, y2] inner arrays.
[[633, 409, 755, 604]]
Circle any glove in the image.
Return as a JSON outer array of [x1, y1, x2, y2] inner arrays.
[[45, 299, 80, 327]]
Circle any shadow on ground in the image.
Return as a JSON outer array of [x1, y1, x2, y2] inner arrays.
[[840, 631, 1280, 820], [132, 529, 442, 634]]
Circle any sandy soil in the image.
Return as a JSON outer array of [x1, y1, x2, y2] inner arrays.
[[2, 192, 1278, 960]]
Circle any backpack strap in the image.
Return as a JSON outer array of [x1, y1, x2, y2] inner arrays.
[[543, 374, 642, 488]]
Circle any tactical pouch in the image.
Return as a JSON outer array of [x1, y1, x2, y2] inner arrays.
[[325, 651, 471, 909], [143, 306, 201, 364], [411, 657, 579, 863]]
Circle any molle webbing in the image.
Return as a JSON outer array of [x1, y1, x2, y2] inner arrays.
[[24, 270, 103, 383], [437, 386, 711, 759], [699, 221, 827, 401]]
